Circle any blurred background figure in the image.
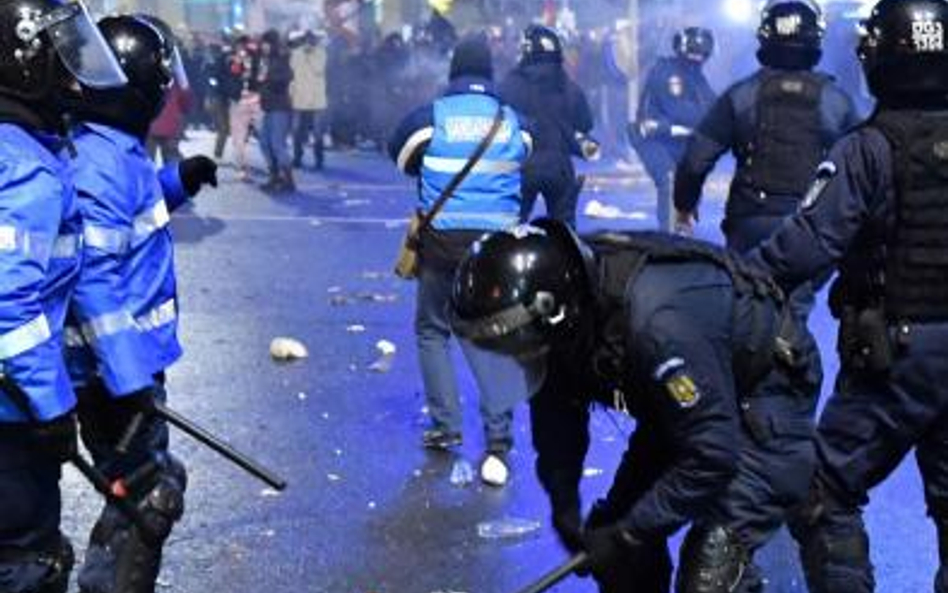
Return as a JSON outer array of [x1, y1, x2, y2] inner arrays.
[[258, 29, 295, 192], [228, 34, 263, 182], [629, 26, 716, 232], [290, 30, 329, 171]]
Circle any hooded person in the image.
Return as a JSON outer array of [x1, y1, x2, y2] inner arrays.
[[386, 34, 536, 486]]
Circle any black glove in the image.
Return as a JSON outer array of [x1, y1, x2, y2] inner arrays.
[[579, 525, 641, 577], [179, 155, 218, 197], [31, 413, 78, 463], [110, 388, 156, 434], [552, 505, 584, 554]]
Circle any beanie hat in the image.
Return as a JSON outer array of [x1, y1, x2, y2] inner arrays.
[[449, 34, 493, 81]]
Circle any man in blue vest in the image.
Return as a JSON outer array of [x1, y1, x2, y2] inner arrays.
[[389, 34, 534, 486], [0, 2, 130, 592], [61, 15, 217, 593]]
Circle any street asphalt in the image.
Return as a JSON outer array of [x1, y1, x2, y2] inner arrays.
[[57, 131, 936, 593]]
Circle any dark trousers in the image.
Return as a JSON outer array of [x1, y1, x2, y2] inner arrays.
[[147, 137, 181, 167], [0, 428, 67, 592], [210, 97, 231, 159], [293, 109, 326, 169], [630, 137, 685, 232], [520, 153, 579, 227], [792, 322, 948, 593]]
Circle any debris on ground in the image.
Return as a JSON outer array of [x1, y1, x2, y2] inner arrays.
[[327, 473, 342, 482], [479, 455, 510, 487], [368, 340, 397, 373], [584, 199, 648, 221], [269, 337, 309, 361], [476, 518, 542, 539], [360, 271, 390, 280], [260, 488, 282, 498], [346, 324, 367, 333], [450, 459, 475, 487]]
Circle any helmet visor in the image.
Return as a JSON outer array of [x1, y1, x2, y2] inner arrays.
[[44, 1, 128, 89], [166, 45, 190, 89]]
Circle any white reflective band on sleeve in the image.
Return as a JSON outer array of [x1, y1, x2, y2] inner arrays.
[[81, 310, 136, 342], [83, 225, 130, 254], [133, 200, 170, 239], [0, 314, 52, 360], [50, 234, 80, 259], [136, 299, 177, 332], [0, 228, 77, 261], [422, 156, 520, 175]]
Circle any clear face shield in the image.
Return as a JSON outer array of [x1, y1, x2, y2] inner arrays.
[[39, 1, 128, 89], [164, 44, 189, 90]]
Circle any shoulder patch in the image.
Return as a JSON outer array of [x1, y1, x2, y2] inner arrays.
[[665, 372, 701, 409]]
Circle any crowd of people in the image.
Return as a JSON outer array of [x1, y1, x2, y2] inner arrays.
[[3, 0, 948, 592]]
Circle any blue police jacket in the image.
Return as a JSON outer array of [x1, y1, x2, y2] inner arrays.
[[389, 77, 532, 231], [636, 56, 717, 142], [66, 123, 188, 396], [675, 67, 859, 219], [0, 124, 81, 423], [748, 126, 893, 293]]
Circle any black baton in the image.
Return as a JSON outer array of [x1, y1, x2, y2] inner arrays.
[[153, 401, 287, 491], [512, 552, 589, 593]]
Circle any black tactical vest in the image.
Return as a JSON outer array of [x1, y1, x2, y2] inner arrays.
[[740, 71, 828, 196], [583, 232, 784, 400], [870, 110, 948, 322]]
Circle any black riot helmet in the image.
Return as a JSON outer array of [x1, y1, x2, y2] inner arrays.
[[673, 27, 714, 63], [858, 0, 948, 106], [450, 219, 592, 363], [520, 24, 563, 65], [0, 0, 126, 111], [757, 0, 825, 69], [76, 15, 181, 138]]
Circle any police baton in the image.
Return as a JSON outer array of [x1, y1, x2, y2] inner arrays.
[[511, 552, 589, 593], [150, 401, 287, 491]]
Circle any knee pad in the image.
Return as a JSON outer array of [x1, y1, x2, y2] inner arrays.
[[676, 525, 748, 593], [137, 454, 187, 547]]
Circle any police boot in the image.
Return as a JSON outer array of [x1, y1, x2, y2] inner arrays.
[[676, 525, 748, 593]]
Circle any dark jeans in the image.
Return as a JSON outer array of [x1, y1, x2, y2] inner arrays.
[[293, 109, 326, 169], [147, 136, 182, 167], [415, 264, 529, 446]]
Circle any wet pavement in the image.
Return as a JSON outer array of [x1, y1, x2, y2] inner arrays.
[[58, 132, 937, 592]]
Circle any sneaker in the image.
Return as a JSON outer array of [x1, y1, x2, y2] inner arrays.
[[480, 453, 510, 487], [422, 429, 462, 450]]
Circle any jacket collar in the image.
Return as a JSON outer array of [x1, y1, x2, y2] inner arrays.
[[444, 76, 496, 98]]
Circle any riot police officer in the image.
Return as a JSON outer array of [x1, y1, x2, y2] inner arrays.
[[630, 27, 716, 232], [0, 2, 129, 592], [499, 25, 597, 227], [450, 220, 818, 592], [62, 15, 217, 593], [675, 0, 858, 248], [747, 1, 948, 591]]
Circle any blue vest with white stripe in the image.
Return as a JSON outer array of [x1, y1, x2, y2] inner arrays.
[[66, 123, 186, 396], [421, 92, 526, 231], [0, 124, 81, 423]]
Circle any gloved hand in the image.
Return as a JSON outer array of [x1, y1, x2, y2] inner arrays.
[[552, 505, 584, 553], [579, 525, 641, 577], [111, 387, 156, 429], [179, 155, 218, 197], [31, 413, 78, 463]]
